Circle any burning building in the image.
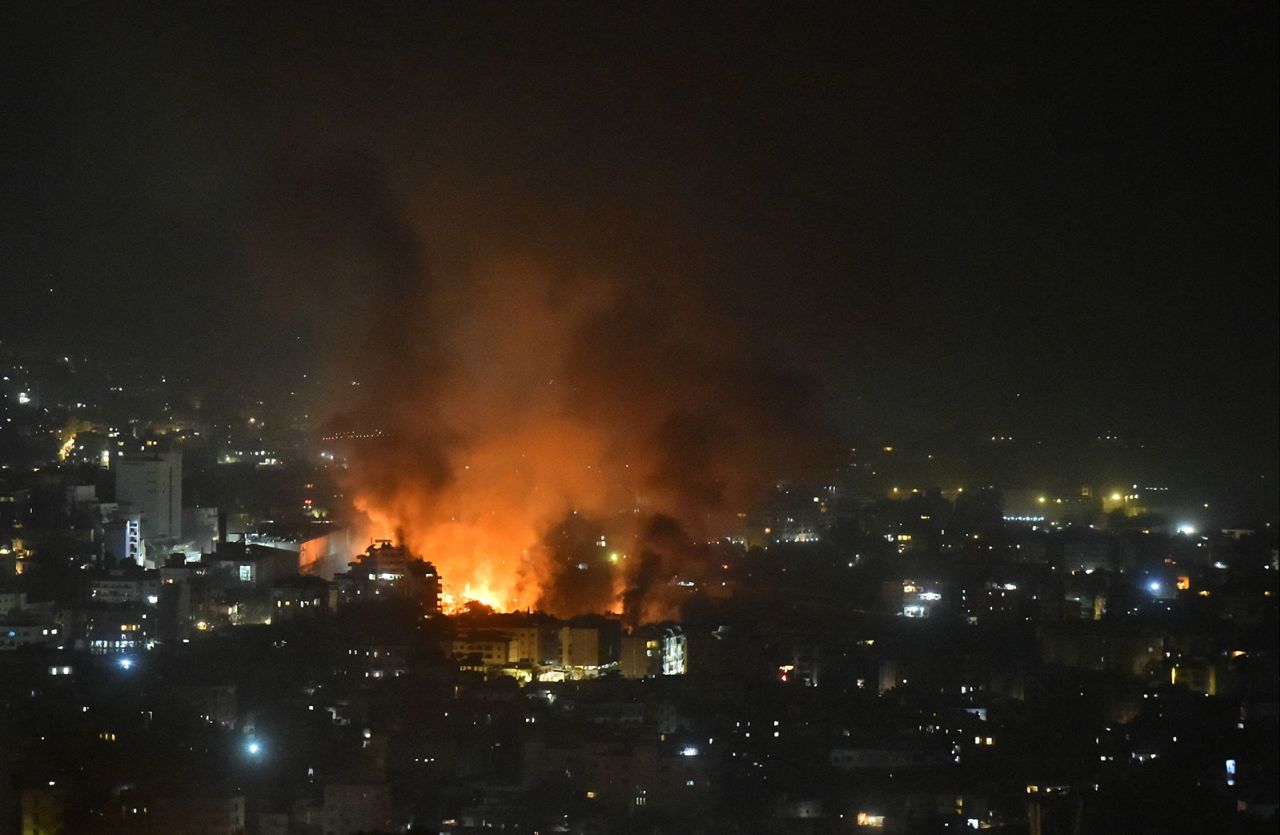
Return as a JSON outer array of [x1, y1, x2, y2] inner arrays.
[[332, 540, 442, 615], [253, 152, 832, 620]]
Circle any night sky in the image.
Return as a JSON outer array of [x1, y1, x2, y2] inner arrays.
[[3, 3, 1277, 499]]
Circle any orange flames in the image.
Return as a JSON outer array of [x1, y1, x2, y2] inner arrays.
[[353, 499, 542, 613], [330, 258, 825, 619], [348, 387, 629, 614], [339, 266, 641, 615], [255, 153, 828, 621], [440, 582, 507, 614]]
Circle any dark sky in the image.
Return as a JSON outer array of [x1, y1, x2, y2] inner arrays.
[[3, 3, 1277, 494]]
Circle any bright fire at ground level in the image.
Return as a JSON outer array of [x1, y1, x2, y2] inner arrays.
[[326, 534, 630, 618]]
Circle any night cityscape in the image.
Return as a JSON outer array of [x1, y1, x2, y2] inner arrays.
[[1, 4, 1277, 834]]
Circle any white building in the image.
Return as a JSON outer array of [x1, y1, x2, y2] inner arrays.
[[661, 627, 688, 676], [115, 452, 182, 544], [102, 512, 144, 566], [88, 576, 159, 605]]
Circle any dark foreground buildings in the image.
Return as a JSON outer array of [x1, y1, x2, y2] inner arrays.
[[2, 471, 1277, 834]]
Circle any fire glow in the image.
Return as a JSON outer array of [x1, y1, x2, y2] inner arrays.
[[257, 157, 827, 620], [332, 258, 825, 620]]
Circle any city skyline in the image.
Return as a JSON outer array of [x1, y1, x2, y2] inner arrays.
[[0, 4, 1276, 834]]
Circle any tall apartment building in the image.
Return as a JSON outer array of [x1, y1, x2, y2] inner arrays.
[[115, 452, 182, 543]]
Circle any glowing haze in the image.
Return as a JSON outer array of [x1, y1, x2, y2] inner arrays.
[[255, 151, 830, 622]]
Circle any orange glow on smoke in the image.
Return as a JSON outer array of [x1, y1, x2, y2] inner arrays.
[[341, 268, 630, 614], [355, 500, 544, 613], [332, 258, 822, 619], [440, 582, 506, 614], [351, 408, 626, 614]]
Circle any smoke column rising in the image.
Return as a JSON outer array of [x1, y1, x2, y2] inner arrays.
[[255, 150, 831, 621]]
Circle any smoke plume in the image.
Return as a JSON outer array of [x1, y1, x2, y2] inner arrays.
[[254, 149, 831, 622]]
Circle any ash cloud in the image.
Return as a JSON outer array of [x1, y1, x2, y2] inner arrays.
[[252, 149, 833, 619]]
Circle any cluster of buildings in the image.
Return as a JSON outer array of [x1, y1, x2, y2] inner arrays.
[[2, 483, 1272, 833], [448, 613, 687, 683], [0, 352, 1275, 833]]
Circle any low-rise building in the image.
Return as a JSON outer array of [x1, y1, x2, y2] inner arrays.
[[0, 623, 62, 651], [322, 782, 393, 835]]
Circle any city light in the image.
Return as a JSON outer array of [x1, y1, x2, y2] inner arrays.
[[0, 8, 1271, 832]]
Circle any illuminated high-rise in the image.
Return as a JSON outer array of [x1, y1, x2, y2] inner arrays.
[[115, 451, 182, 544]]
